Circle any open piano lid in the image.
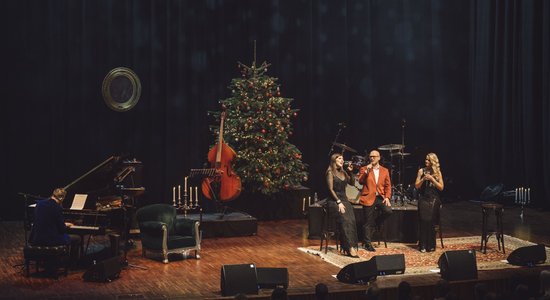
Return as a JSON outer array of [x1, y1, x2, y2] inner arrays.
[[62, 156, 143, 210]]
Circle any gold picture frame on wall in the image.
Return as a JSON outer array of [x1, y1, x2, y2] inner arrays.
[[102, 67, 141, 112]]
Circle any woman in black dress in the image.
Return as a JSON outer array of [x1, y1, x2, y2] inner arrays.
[[326, 153, 359, 257], [415, 153, 444, 252]]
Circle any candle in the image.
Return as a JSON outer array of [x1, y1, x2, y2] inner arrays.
[[302, 197, 306, 212], [527, 188, 530, 203], [195, 186, 198, 206], [515, 188, 518, 203], [519, 187, 523, 204], [190, 186, 193, 204], [172, 186, 176, 203], [184, 177, 188, 194], [178, 185, 181, 200], [308, 196, 311, 206]]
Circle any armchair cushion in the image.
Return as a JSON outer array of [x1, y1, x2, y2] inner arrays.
[[175, 218, 196, 236]]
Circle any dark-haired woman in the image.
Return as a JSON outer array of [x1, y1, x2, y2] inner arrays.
[[326, 153, 359, 257]]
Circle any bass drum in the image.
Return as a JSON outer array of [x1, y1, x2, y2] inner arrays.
[[345, 177, 363, 203]]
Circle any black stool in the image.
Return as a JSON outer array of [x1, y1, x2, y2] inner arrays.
[[480, 203, 505, 254], [319, 202, 339, 254], [373, 206, 387, 248], [24, 244, 69, 278]]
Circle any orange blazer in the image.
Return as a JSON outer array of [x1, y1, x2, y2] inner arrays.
[[358, 165, 392, 206]]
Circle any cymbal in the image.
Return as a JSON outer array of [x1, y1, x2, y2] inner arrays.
[[390, 152, 411, 157], [378, 144, 404, 151], [332, 142, 357, 153]]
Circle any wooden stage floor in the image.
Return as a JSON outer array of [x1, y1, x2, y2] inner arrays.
[[1, 200, 549, 299]]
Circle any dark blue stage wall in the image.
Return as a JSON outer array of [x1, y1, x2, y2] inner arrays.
[[2, 1, 549, 220]]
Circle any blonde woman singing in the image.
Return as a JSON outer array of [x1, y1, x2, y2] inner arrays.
[[414, 153, 444, 252]]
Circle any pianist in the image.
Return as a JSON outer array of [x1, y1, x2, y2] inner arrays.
[[29, 188, 81, 265]]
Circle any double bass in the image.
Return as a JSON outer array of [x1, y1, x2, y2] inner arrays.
[[201, 111, 242, 201]]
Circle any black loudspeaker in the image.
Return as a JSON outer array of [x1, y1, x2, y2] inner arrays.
[[438, 250, 478, 281], [220, 264, 258, 297], [373, 254, 406, 275], [82, 256, 121, 282], [257, 267, 289, 289], [507, 244, 547, 266], [337, 260, 377, 283]]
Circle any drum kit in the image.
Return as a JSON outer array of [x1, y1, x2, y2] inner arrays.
[[330, 119, 416, 204], [331, 141, 415, 205]]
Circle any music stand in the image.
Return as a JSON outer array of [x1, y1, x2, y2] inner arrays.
[[188, 168, 247, 220], [189, 168, 227, 219]]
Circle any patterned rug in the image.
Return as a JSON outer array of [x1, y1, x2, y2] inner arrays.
[[298, 235, 550, 275]]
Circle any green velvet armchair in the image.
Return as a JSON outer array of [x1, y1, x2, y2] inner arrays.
[[136, 204, 201, 263]]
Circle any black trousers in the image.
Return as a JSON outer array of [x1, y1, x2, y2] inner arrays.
[[362, 196, 393, 244]]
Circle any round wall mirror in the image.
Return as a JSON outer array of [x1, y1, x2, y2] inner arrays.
[[102, 67, 141, 112]]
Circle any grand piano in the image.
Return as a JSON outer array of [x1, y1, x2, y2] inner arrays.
[[60, 155, 145, 252]]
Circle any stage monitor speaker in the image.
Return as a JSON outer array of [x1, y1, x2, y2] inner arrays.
[[82, 256, 121, 282], [220, 263, 258, 297], [373, 254, 406, 275], [438, 250, 478, 281], [507, 244, 547, 266], [257, 267, 289, 289], [337, 260, 377, 284]]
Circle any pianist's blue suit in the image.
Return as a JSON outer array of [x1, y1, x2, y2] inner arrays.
[[29, 198, 71, 246]]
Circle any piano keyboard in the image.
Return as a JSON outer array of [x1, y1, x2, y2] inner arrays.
[[68, 224, 105, 236], [70, 225, 100, 231]]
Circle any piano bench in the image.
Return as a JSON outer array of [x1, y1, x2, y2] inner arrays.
[[23, 245, 69, 278]]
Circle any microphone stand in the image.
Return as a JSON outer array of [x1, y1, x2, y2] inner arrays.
[[14, 192, 42, 268], [399, 119, 406, 205], [18, 192, 42, 247], [328, 123, 346, 156]]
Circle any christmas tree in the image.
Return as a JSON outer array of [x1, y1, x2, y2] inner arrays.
[[209, 61, 308, 195]]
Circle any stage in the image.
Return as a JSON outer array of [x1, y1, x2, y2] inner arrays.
[[1, 200, 549, 299]]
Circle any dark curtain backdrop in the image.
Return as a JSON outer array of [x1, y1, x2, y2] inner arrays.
[[469, 0, 550, 209], [1, 0, 548, 221]]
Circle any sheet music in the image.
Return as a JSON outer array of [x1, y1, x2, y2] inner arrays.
[[70, 194, 88, 210]]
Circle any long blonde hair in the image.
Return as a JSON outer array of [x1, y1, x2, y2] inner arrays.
[[426, 152, 442, 181]]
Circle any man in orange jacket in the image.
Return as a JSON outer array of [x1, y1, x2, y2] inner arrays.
[[358, 150, 392, 251]]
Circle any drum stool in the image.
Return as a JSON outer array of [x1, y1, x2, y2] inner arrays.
[[319, 202, 339, 254]]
